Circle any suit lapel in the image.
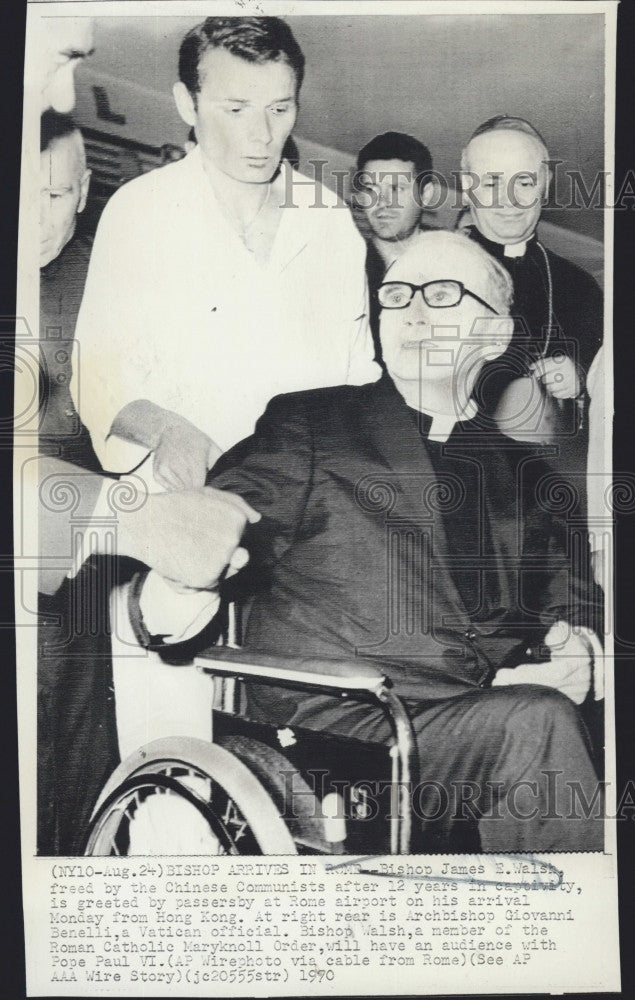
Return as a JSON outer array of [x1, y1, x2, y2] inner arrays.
[[357, 377, 471, 628], [357, 377, 445, 530]]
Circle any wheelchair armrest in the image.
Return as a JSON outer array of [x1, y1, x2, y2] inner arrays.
[[194, 646, 388, 697], [196, 647, 417, 853]]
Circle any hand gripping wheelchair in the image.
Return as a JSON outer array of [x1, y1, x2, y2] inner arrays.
[[84, 616, 419, 857]]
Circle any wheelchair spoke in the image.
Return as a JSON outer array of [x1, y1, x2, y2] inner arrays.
[[108, 834, 121, 856], [85, 741, 298, 856], [221, 796, 248, 843]]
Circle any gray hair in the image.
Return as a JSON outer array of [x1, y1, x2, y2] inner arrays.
[[394, 229, 514, 315], [40, 110, 87, 174], [460, 114, 549, 174]]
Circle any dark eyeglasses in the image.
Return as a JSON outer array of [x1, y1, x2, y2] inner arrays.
[[377, 279, 501, 316]]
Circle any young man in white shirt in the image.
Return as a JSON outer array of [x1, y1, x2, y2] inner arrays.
[[72, 16, 379, 487], [69, 17, 380, 782]]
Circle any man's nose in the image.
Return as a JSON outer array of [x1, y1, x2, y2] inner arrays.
[[250, 112, 273, 145], [49, 64, 77, 114], [377, 184, 395, 209], [405, 288, 428, 323], [40, 194, 52, 227], [497, 178, 515, 208]]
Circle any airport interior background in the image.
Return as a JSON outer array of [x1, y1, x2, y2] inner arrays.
[[69, 12, 605, 282]]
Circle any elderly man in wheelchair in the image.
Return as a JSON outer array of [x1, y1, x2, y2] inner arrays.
[[86, 231, 604, 857]]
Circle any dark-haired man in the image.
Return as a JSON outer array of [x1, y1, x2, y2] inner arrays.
[[72, 16, 378, 488], [32, 15, 271, 856], [356, 132, 436, 358]]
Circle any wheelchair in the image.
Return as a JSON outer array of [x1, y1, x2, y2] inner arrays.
[[84, 616, 418, 857], [83, 598, 605, 857]]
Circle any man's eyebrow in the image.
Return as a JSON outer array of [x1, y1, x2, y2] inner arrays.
[[220, 95, 295, 104], [60, 47, 95, 60]]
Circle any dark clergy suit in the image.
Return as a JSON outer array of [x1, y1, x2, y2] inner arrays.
[[209, 375, 603, 852], [39, 234, 100, 471], [466, 227, 603, 415], [37, 460, 120, 855], [465, 228, 604, 506], [38, 561, 119, 855]]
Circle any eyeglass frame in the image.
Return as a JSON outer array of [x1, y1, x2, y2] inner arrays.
[[376, 279, 502, 316]]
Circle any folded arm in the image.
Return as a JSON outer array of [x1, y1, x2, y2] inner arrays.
[[111, 400, 221, 490], [129, 392, 316, 646]]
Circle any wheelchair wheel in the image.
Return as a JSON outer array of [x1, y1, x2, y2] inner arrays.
[[84, 737, 297, 856], [218, 735, 335, 853]]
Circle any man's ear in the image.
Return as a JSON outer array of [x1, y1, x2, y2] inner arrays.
[[173, 81, 197, 128], [77, 169, 91, 214], [482, 316, 514, 358], [458, 148, 476, 207], [540, 162, 552, 204], [459, 170, 477, 208], [420, 180, 435, 208]]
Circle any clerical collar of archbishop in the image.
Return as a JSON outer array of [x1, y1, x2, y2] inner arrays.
[[503, 240, 528, 258]]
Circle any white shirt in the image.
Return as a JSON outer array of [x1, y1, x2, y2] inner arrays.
[[71, 147, 380, 474]]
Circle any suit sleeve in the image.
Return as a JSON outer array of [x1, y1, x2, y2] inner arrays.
[[129, 393, 315, 651], [554, 259, 604, 376], [575, 269, 603, 376], [520, 455, 600, 630], [208, 392, 315, 566]]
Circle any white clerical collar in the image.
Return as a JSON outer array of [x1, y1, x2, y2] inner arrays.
[[424, 399, 478, 443], [503, 241, 528, 258]]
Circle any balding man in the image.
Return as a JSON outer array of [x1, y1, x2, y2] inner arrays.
[[39, 111, 98, 469], [135, 231, 603, 853], [459, 116, 602, 451]]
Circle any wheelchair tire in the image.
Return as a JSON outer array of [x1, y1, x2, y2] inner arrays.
[[218, 735, 335, 853], [84, 737, 297, 856]]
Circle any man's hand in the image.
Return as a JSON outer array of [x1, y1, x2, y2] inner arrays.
[[153, 417, 222, 490], [110, 401, 223, 488], [118, 487, 261, 590], [530, 355, 580, 399], [492, 621, 592, 704]]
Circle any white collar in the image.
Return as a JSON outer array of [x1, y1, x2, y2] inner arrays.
[[503, 240, 528, 258], [424, 399, 478, 443]]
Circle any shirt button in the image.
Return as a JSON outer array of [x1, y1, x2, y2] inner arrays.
[[465, 629, 477, 641]]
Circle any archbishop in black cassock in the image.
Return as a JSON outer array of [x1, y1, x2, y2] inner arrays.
[[459, 116, 603, 461]]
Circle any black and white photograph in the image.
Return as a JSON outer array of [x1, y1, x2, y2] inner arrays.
[[15, 1, 620, 995]]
